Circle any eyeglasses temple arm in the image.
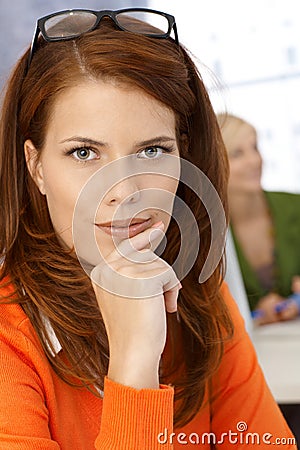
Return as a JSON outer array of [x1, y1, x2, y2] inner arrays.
[[173, 22, 179, 46], [26, 24, 40, 74]]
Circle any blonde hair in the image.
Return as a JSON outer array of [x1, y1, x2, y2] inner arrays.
[[217, 113, 256, 151]]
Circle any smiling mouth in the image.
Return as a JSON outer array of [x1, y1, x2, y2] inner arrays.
[[95, 217, 152, 238]]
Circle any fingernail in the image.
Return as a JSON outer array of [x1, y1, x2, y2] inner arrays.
[[152, 221, 164, 229]]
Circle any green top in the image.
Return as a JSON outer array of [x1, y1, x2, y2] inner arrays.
[[231, 191, 300, 311]]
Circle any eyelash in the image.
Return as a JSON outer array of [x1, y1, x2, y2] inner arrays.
[[137, 144, 175, 159], [65, 144, 176, 163]]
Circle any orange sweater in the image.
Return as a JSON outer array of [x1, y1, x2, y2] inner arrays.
[[0, 282, 296, 449]]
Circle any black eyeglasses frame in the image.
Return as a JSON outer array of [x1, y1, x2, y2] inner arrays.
[[27, 7, 179, 72]]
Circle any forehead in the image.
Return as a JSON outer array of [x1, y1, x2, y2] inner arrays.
[[225, 122, 256, 149], [46, 80, 176, 141]]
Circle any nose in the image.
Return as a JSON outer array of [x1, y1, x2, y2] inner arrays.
[[105, 176, 141, 206], [249, 149, 262, 167]]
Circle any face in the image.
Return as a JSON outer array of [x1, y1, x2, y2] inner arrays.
[[25, 80, 180, 262], [226, 122, 262, 195]]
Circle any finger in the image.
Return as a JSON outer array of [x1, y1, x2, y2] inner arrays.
[[117, 221, 165, 256], [274, 301, 290, 314], [259, 304, 281, 324], [279, 300, 299, 321], [164, 285, 180, 313], [98, 222, 165, 266]]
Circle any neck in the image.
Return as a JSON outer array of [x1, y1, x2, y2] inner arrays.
[[229, 190, 267, 224]]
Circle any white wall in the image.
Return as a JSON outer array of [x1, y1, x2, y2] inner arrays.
[[150, 0, 300, 192]]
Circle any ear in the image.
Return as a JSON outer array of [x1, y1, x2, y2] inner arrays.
[[24, 139, 46, 195]]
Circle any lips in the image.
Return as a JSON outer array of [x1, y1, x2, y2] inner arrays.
[[95, 217, 152, 239]]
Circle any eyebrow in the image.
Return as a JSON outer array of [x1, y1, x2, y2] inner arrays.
[[135, 136, 177, 147], [59, 136, 107, 146], [59, 135, 177, 147]]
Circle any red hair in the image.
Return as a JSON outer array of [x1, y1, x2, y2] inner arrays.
[[0, 18, 232, 427]]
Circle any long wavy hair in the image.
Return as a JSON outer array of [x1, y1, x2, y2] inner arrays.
[[0, 16, 233, 427]]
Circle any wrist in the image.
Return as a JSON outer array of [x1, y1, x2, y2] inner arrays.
[[108, 352, 160, 389]]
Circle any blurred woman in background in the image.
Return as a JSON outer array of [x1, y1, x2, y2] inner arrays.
[[218, 113, 300, 324]]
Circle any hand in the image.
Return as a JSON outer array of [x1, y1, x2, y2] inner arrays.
[[254, 292, 284, 325], [275, 296, 299, 321], [254, 292, 299, 325], [91, 222, 181, 389], [275, 275, 300, 321]]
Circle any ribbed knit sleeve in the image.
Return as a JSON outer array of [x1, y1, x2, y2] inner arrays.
[[0, 286, 175, 449], [95, 377, 174, 449]]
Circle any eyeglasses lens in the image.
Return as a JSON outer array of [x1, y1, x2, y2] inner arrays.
[[116, 11, 169, 36], [44, 12, 98, 38]]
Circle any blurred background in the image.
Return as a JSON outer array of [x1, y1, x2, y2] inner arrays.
[[1, 0, 299, 192]]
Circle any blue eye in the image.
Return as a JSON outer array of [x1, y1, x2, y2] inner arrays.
[[138, 146, 173, 160], [144, 147, 161, 158]]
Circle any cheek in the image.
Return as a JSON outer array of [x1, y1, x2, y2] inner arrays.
[[227, 165, 244, 192], [229, 161, 245, 178], [146, 175, 178, 205], [257, 154, 263, 169], [146, 176, 178, 221], [166, 177, 179, 194], [42, 170, 83, 240], [144, 174, 179, 193], [43, 161, 89, 208]]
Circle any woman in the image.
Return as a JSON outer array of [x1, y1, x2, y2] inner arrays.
[[0, 8, 296, 449], [218, 113, 300, 324]]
